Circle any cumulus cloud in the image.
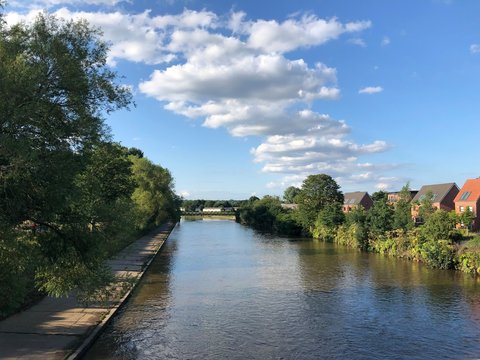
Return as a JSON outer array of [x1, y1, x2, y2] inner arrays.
[[9, 0, 122, 8], [246, 16, 371, 52], [5, 6, 393, 190], [470, 44, 480, 54], [381, 36, 391, 46], [359, 86, 383, 94]]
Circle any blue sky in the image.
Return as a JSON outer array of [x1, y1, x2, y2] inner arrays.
[[6, 0, 480, 199]]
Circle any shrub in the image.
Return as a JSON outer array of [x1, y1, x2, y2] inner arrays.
[[419, 240, 456, 269]]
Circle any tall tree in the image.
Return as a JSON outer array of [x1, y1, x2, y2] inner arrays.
[[367, 191, 394, 236], [296, 174, 343, 231], [0, 13, 131, 300], [393, 183, 414, 231], [283, 186, 301, 203]]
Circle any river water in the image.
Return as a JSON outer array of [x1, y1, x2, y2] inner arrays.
[[84, 218, 480, 359]]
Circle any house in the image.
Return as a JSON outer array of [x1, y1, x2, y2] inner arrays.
[[281, 203, 298, 210], [411, 183, 459, 224], [202, 207, 224, 213], [342, 192, 373, 213], [454, 178, 480, 231], [387, 190, 418, 204]]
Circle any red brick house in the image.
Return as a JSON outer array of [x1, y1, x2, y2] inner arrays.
[[454, 178, 480, 231], [387, 190, 418, 204], [411, 183, 459, 224], [343, 192, 373, 213]]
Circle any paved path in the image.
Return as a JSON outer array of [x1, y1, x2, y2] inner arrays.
[[0, 222, 176, 360]]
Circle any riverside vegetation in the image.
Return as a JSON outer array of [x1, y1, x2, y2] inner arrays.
[[0, 10, 180, 318], [237, 174, 480, 275]]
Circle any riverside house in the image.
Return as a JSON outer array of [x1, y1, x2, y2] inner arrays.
[[454, 178, 480, 231], [342, 192, 373, 213], [387, 190, 418, 204], [411, 183, 459, 224]]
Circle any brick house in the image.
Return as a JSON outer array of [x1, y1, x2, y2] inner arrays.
[[454, 178, 480, 231], [387, 190, 418, 204], [342, 192, 373, 213], [411, 183, 459, 224]]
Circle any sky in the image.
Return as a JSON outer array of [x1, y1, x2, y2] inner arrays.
[[5, 0, 480, 199]]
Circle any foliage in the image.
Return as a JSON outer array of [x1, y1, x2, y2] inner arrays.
[[283, 186, 300, 204], [458, 207, 475, 230], [312, 203, 344, 241], [130, 156, 180, 231], [237, 196, 302, 235], [419, 240, 456, 269], [420, 210, 456, 242], [456, 248, 480, 274], [367, 191, 394, 236], [0, 12, 178, 316], [296, 174, 343, 231], [344, 207, 368, 249], [417, 190, 435, 223], [393, 183, 414, 231]]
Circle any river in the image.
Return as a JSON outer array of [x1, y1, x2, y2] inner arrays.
[[84, 218, 480, 359]]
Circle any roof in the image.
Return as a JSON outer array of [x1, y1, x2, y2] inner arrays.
[[454, 178, 480, 203], [343, 191, 369, 205], [412, 183, 458, 204]]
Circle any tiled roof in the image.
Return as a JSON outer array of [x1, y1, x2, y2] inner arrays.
[[454, 178, 480, 203], [343, 191, 369, 205], [412, 183, 458, 204]]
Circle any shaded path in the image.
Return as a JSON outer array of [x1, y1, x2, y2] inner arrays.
[[0, 222, 176, 360]]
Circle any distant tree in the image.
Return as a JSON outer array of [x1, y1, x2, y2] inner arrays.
[[459, 207, 475, 231], [393, 183, 414, 231], [283, 186, 301, 203], [127, 147, 144, 158], [367, 191, 394, 236], [421, 210, 456, 242], [345, 206, 369, 249], [417, 190, 435, 222], [296, 174, 343, 231], [249, 196, 260, 203], [315, 203, 345, 230]]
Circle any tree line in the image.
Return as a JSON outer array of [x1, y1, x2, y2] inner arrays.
[[0, 11, 179, 317], [237, 174, 480, 274]]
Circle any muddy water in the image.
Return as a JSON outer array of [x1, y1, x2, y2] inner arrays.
[[84, 218, 480, 359]]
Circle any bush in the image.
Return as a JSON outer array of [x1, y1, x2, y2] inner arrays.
[[419, 240, 456, 269], [456, 249, 480, 274]]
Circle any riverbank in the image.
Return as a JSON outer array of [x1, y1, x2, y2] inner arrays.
[[0, 221, 177, 360]]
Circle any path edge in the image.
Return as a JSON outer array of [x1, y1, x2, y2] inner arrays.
[[65, 221, 178, 360]]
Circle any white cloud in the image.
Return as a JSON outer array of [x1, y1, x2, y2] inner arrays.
[[470, 44, 480, 54], [348, 37, 366, 47], [5, 7, 393, 190], [381, 36, 390, 46], [246, 15, 371, 53], [9, 0, 122, 8], [179, 190, 191, 198], [359, 86, 383, 94]]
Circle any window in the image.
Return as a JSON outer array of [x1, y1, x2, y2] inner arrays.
[[469, 206, 474, 212], [460, 206, 465, 212], [460, 191, 471, 201]]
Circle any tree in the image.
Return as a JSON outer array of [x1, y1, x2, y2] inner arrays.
[[296, 174, 343, 231], [367, 191, 394, 236], [393, 183, 414, 231], [283, 186, 300, 203], [417, 191, 435, 223], [458, 207, 475, 231], [0, 13, 131, 303], [130, 156, 179, 231], [421, 210, 456, 242]]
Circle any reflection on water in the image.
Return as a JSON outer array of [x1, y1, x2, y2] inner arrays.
[[85, 218, 480, 359]]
